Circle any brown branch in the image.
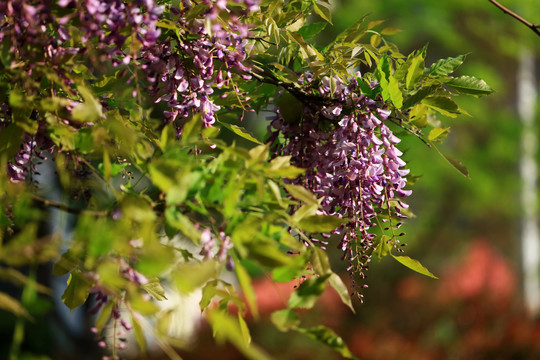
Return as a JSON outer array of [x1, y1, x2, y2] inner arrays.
[[31, 194, 108, 217], [488, 0, 540, 37]]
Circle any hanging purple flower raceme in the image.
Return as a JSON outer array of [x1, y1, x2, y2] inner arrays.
[[146, 0, 257, 128], [269, 73, 411, 296], [0, 0, 163, 182]]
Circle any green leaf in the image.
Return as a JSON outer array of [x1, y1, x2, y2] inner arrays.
[[392, 255, 438, 279], [273, 265, 303, 282], [267, 156, 305, 178], [297, 326, 358, 359], [328, 273, 354, 313], [285, 184, 319, 206], [237, 313, 251, 345], [94, 300, 114, 332], [0, 267, 51, 295], [131, 313, 147, 354], [288, 274, 330, 309], [9, 89, 29, 108], [313, 2, 332, 24], [248, 144, 270, 165], [388, 75, 403, 108], [376, 54, 391, 80], [271, 309, 300, 331], [71, 85, 103, 123], [406, 53, 425, 89], [375, 235, 393, 259], [246, 240, 295, 267], [277, 91, 304, 125], [173, 261, 216, 294], [402, 85, 438, 109], [268, 180, 285, 208], [235, 261, 259, 319], [0, 123, 24, 160], [428, 127, 450, 142], [429, 54, 466, 76], [142, 277, 168, 301], [310, 247, 331, 276], [446, 76, 494, 96], [200, 280, 218, 311], [443, 154, 470, 178], [208, 310, 271, 360], [422, 96, 460, 117], [165, 207, 201, 245], [0, 291, 31, 319], [297, 22, 327, 40], [61, 270, 92, 311], [219, 121, 262, 144], [380, 27, 402, 35], [297, 215, 348, 233], [181, 114, 202, 143]]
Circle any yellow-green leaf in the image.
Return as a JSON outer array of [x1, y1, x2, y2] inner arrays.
[[285, 184, 319, 206], [142, 277, 168, 301], [428, 127, 450, 142], [297, 326, 358, 359], [0, 291, 31, 319], [288, 274, 329, 309], [61, 270, 93, 311], [446, 75, 494, 96], [392, 255, 438, 279], [328, 273, 354, 313], [173, 260, 216, 294], [271, 309, 300, 332], [298, 215, 348, 233]]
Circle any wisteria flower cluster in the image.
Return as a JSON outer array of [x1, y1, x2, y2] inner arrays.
[[147, 0, 255, 127], [268, 73, 412, 291], [0, 0, 257, 183]]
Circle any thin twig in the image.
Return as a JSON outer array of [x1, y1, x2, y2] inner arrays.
[[31, 194, 108, 217], [488, 0, 540, 37]]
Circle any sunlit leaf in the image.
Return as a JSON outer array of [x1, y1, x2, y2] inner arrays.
[[429, 54, 466, 76], [310, 247, 331, 276], [388, 75, 403, 108], [173, 260, 216, 294], [71, 85, 103, 123], [446, 75, 494, 96], [428, 127, 450, 142], [313, 2, 332, 24], [297, 215, 348, 233], [392, 255, 438, 279], [208, 309, 271, 360], [142, 277, 168, 301], [235, 261, 259, 319], [406, 53, 425, 89], [285, 184, 320, 206], [375, 235, 393, 259]]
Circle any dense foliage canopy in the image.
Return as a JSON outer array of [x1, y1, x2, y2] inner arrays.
[[0, 0, 493, 358]]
